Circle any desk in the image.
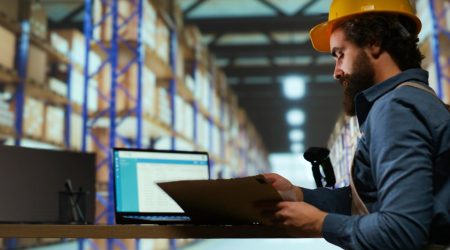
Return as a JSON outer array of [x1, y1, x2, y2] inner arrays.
[[0, 224, 316, 239]]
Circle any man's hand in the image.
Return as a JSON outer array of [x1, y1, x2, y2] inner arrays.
[[263, 173, 303, 201], [259, 173, 327, 237], [273, 201, 327, 237]]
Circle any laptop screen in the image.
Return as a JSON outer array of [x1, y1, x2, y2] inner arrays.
[[113, 148, 209, 220]]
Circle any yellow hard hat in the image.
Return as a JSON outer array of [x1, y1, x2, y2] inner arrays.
[[309, 0, 422, 52]]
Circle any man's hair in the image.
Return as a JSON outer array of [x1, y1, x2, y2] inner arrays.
[[335, 13, 424, 70]]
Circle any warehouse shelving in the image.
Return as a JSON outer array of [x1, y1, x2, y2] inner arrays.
[[82, 0, 147, 249], [0, 124, 15, 140], [0, 8, 73, 150], [0, 0, 271, 249], [30, 35, 70, 65], [0, 66, 19, 85], [428, 0, 450, 102], [0, 2, 76, 249]]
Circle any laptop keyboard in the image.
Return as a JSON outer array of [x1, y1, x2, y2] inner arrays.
[[124, 215, 191, 221]]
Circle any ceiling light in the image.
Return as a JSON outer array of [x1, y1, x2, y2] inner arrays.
[[291, 143, 304, 153], [286, 109, 305, 126], [289, 129, 305, 142], [282, 76, 306, 100]]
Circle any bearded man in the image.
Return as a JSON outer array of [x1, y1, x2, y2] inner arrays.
[[260, 1, 450, 249]]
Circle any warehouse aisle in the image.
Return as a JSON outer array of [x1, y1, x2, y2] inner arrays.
[[181, 239, 342, 250]]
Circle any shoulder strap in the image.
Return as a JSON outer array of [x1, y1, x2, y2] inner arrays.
[[396, 82, 436, 95], [396, 82, 450, 112]]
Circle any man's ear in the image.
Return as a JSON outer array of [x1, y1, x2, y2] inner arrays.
[[368, 41, 382, 59]]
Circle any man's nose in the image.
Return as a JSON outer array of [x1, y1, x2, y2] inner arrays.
[[333, 65, 343, 80]]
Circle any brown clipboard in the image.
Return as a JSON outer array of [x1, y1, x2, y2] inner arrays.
[[157, 175, 283, 225]]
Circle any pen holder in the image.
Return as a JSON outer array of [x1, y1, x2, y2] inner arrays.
[[58, 191, 88, 224]]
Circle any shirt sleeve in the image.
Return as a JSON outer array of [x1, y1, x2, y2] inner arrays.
[[302, 187, 352, 215], [322, 96, 434, 250]]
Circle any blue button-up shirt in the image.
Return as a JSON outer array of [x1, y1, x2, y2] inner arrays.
[[303, 68, 450, 249]]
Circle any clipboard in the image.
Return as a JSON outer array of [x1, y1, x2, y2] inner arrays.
[[157, 175, 283, 225]]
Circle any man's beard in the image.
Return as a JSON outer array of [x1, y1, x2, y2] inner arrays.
[[340, 51, 376, 116]]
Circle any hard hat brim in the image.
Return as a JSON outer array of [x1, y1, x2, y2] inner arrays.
[[310, 21, 333, 53], [309, 12, 422, 53]]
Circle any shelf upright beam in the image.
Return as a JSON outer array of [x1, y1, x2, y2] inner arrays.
[[208, 70, 215, 175], [169, 29, 177, 150], [192, 61, 199, 146], [429, 0, 444, 99], [219, 95, 226, 177], [135, 0, 144, 149], [83, 0, 145, 248], [14, 21, 31, 146], [167, 13, 178, 250], [108, 6, 119, 248], [81, 0, 95, 249], [81, 0, 93, 153], [64, 60, 73, 149]]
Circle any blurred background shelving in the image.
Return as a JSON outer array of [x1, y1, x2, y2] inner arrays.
[[0, 0, 448, 249]]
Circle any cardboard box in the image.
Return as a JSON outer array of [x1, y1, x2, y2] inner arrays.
[[30, 3, 48, 40], [175, 94, 184, 134], [158, 87, 171, 125], [27, 44, 48, 84], [50, 32, 69, 56], [142, 66, 157, 117], [49, 77, 68, 97], [0, 25, 16, 70], [155, 18, 169, 64], [184, 26, 202, 49], [174, 3, 184, 30], [70, 69, 84, 105], [111, 50, 152, 114], [95, 0, 157, 49], [55, 29, 86, 68], [69, 68, 98, 112], [91, 127, 126, 184], [183, 25, 203, 61], [98, 63, 127, 113], [44, 105, 64, 145], [0, 1, 18, 21], [176, 40, 184, 79], [0, 100, 14, 128], [70, 113, 83, 150], [152, 0, 170, 14], [23, 97, 45, 138], [91, 127, 110, 183]]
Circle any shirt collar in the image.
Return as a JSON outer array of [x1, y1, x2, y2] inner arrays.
[[355, 68, 429, 125]]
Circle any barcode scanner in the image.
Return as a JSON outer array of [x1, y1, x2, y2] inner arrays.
[[303, 147, 336, 188]]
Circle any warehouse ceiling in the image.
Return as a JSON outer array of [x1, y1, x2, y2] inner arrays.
[[43, 0, 344, 154], [179, 0, 343, 153]]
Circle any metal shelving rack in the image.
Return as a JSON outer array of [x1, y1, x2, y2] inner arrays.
[[168, 19, 178, 250], [2, 2, 74, 248], [82, 0, 144, 249], [13, 21, 29, 147], [169, 28, 177, 151], [13, 18, 73, 149], [429, 0, 450, 101]]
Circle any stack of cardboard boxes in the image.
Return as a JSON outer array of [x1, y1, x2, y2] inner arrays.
[[0, 25, 16, 71], [0, 23, 17, 132]]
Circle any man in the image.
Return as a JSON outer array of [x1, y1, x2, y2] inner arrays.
[[261, 0, 450, 249]]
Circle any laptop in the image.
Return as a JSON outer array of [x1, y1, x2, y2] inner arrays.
[[113, 148, 210, 224]]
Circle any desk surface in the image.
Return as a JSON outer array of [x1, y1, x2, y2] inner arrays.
[[0, 224, 316, 239]]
